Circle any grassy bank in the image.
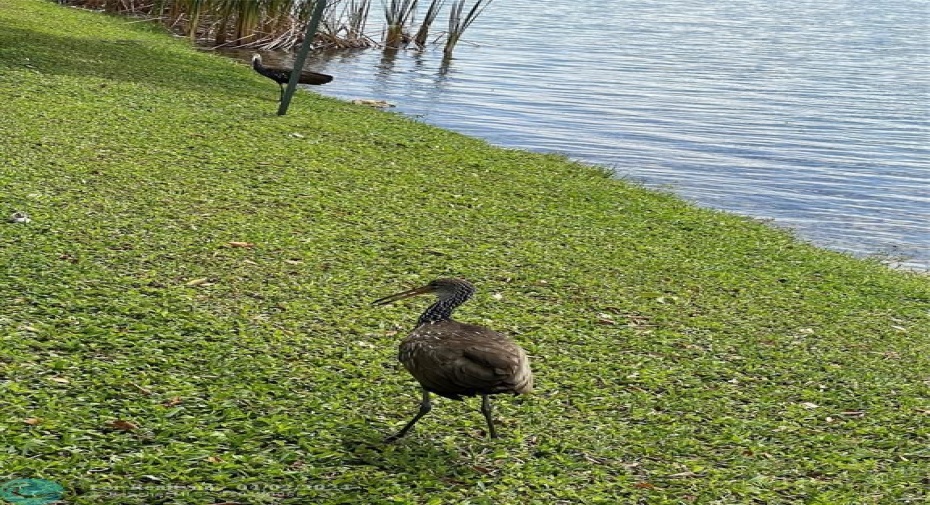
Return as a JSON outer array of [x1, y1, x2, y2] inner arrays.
[[1, 1, 928, 503]]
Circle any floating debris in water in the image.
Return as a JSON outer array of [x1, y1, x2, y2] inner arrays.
[[351, 99, 395, 108], [8, 212, 31, 224]]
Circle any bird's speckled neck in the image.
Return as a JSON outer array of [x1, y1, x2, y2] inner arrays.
[[417, 280, 475, 326]]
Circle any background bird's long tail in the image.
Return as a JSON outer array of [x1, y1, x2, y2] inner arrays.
[[298, 71, 333, 85]]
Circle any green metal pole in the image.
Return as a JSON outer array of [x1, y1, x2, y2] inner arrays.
[[277, 0, 328, 116]]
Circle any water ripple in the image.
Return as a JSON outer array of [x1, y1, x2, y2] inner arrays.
[[278, 0, 930, 269]]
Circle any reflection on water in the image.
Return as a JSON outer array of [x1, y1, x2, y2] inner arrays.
[[219, 0, 929, 270]]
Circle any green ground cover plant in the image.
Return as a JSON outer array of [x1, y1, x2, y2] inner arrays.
[[1, 1, 928, 503]]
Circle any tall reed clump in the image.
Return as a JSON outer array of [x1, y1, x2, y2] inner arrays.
[[443, 0, 492, 57], [382, 0, 418, 48], [59, 0, 495, 56], [320, 0, 375, 48], [412, 0, 445, 49], [59, 0, 351, 49]]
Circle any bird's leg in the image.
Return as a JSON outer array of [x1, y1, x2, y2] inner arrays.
[[385, 389, 432, 442], [480, 394, 498, 438], [278, 83, 284, 102]]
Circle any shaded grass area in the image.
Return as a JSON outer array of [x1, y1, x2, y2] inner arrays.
[[1, 1, 928, 503]]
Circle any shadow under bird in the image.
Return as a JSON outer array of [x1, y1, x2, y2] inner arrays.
[[251, 53, 333, 101], [373, 278, 533, 441]]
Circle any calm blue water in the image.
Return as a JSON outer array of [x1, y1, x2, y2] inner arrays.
[[277, 0, 929, 269]]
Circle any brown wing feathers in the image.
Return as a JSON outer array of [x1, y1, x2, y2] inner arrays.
[[400, 321, 532, 400]]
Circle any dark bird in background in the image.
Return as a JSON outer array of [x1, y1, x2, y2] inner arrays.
[[251, 53, 333, 101], [373, 278, 533, 441]]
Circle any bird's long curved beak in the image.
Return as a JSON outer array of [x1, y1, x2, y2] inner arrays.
[[372, 285, 434, 306]]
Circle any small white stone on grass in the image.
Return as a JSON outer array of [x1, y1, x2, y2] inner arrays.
[[8, 212, 31, 224]]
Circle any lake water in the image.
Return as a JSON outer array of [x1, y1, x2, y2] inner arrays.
[[236, 0, 930, 270]]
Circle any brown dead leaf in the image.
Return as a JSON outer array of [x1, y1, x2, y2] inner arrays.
[[108, 420, 139, 431], [50, 377, 70, 384], [23, 417, 42, 425], [163, 396, 183, 407], [186, 278, 210, 287], [634, 482, 656, 489], [207, 456, 223, 464], [227, 241, 254, 248]]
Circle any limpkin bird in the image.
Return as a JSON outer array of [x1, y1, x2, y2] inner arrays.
[[374, 278, 533, 441], [251, 53, 333, 101]]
